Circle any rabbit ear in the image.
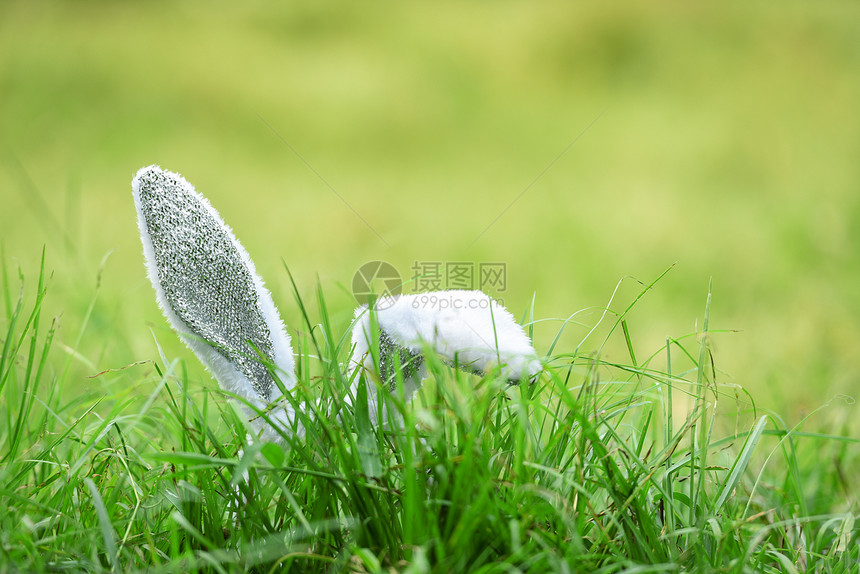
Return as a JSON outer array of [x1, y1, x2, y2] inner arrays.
[[350, 290, 540, 400], [132, 165, 297, 411], [349, 304, 427, 424]]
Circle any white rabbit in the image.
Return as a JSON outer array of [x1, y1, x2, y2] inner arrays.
[[132, 165, 540, 443]]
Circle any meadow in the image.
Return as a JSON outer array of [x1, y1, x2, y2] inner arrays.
[[1, 1, 858, 571]]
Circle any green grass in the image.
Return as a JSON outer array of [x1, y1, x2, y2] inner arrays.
[[1, 3, 858, 570], [1, 254, 856, 573]]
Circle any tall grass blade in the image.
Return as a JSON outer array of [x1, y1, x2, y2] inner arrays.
[[713, 415, 767, 512], [84, 477, 119, 573]]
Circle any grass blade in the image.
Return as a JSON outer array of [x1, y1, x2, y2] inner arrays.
[[84, 478, 119, 573], [713, 415, 768, 512]]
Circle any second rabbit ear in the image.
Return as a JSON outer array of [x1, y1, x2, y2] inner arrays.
[[132, 165, 296, 406]]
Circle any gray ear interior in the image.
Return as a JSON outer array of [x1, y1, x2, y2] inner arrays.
[[136, 168, 277, 400], [377, 329, 423, 390]]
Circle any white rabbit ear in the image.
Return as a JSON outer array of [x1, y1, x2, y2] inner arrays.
[[132, 165, 297, 408], [350, 290, 541, 391]]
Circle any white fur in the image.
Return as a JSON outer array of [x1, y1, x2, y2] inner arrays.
[[349, 290, 541, 420]]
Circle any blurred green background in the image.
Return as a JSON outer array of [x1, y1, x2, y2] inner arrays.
[[1, 1, 858, 427]]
